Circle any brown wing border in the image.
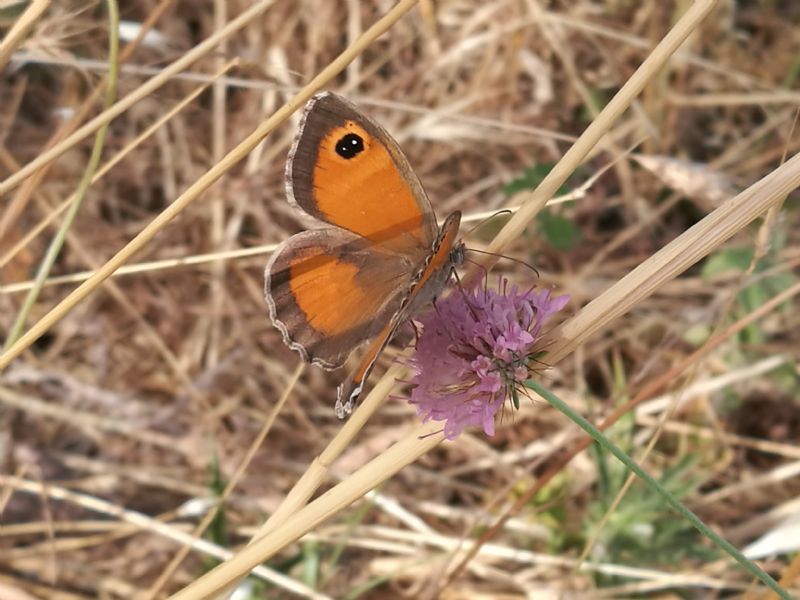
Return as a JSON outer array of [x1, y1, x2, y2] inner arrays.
[[285, 92, 438, 242], [264, 227, 412, 370]]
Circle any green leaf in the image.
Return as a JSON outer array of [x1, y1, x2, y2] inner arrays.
[[302, 541, 320, 589], [701, 245, 797, 345], [0, 1, 28, 18], [502, 161, 581, 250], [207, 447, 227, 547], [525, 380, 791, 599], [537, 210, 582, 250], [510, 385, 520, 409], [701, 247, 753, 278], [503, 162, 556, 196]]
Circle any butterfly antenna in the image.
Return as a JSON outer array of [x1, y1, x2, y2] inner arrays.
[[466, 248, 540, 278], [463, 257, 491, 297]]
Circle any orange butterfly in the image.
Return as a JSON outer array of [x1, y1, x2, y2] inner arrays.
[[265, 93, 463, 417]]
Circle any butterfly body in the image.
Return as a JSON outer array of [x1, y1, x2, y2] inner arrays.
[[265, 93, 462, 416]]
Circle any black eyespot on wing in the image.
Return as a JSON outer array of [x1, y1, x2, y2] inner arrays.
[[335, 133, 364, 159]]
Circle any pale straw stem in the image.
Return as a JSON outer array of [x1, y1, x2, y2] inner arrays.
[[169, 421, 445, 599], [0, 0, 51, 71], [544, 150, 800, 364], [168, 3, 800, 596], [212, 365, 405, 599], [0, 474, 328, 599], [0, 0, 422, 371], [0, 0, 277, 196], [0, 59, 239, 272], [486, 0, 721, 260], [175, 143, 797, 593]]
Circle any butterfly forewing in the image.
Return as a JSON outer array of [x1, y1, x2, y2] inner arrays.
[[286, 93, 438, 257]]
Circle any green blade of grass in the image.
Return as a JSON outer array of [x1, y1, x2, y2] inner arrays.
[[3, 0, 120, 349], [525, 380, 790, 599]]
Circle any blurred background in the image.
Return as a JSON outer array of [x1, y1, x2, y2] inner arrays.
[[1, 1, 799, 597]]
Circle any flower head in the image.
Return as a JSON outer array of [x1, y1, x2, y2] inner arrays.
[[407, 278, 568, 439]]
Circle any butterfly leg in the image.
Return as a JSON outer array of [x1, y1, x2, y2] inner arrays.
[[335, 318, 400, 418], [450, 266, 480, 320], [404, 318, 422, 348]]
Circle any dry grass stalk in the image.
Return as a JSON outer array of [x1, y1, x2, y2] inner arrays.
[[0, 0, 421, 370], [0, 0, 174, 241], [0, 59, 239, 272], [255, 364, 405, 537], [0, 244, 276, 293], [0, 475, 326, 598], [170, 140, 798, 600], [0, 0, 276, 197], [2, 0, 798, 597], [210, 365, 405, 598], [165, 0, 748, 596], [143, 363, 305, 599], [0, 168, 602, 294], [545, 150, 800, 364], [485, 0, 722, 262], [170, 421, 445, 599], [0, 0, 50, 70]]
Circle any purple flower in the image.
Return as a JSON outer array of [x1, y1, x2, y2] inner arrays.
[[407, 278, 569, 440]]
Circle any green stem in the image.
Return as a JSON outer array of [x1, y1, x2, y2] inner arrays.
[[525, 379, 790, 599], [4, 0, 120, 349]]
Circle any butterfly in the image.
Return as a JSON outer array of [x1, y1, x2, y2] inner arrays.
[[265, 92, 464, 418]]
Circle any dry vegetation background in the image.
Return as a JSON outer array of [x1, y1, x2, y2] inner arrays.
[[1, 0, 799, 598]]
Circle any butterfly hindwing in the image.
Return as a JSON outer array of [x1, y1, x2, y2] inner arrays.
[[265, 227, 412, 369]]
